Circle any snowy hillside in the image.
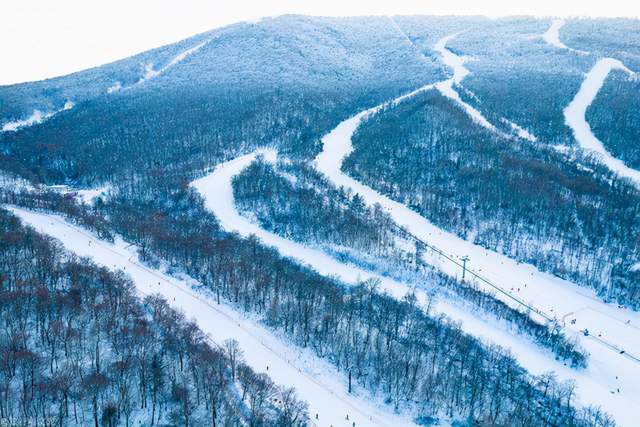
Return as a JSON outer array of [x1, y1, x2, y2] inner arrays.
[[1, 14, 638, 427]]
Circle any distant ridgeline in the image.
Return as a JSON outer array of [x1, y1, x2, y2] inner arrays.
[[1, 14, 638, 426]]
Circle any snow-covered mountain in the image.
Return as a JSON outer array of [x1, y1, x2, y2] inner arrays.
[[1, 14, 639, 427]]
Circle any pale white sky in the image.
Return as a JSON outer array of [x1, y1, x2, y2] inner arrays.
[[1, 0, 638, 85]]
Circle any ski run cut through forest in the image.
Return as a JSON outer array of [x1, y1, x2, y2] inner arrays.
[[1, 14, 640, 427]]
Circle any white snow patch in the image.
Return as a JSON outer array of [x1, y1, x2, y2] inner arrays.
[[107, 81, 122, 93], [1, 101, 74, 132], [75, 185, 111, 205], [501, 118, 538, 142], [134, 39, 210, 86], [6, 206, 415, 427], [564, 58, 640, 188]]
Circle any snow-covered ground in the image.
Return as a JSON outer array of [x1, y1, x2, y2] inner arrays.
[[6, 206, 417, 427], [539, 19, 640, 188], [1, 101, 74, 132], [192, 147, 640, 425], [311, 86, 640, 426], [74, 185, 111, 205], [564, 58, 640, 188]]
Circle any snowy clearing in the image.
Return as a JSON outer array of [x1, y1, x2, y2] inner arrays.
[[6, 206, 417, 427], [313, 85, 640, 426], [193, 147, 639, 426], [74, 185, 111, 205], [1, 101, 74, 132], [564, 58, 640, 188]]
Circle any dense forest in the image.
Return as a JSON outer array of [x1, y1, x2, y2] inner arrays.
[[0, 207, 308, 426], [346, 90, 640, 308]]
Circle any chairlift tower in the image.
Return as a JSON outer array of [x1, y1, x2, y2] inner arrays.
[[460, 255, 470, 281]]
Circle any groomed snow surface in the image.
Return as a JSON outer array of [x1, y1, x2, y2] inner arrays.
[[394, 28, 533, 141], [542, 19, 571, 50], [541, 19, 589, 54], [541, 19, 640, 188], [564, 58, 640, 188]]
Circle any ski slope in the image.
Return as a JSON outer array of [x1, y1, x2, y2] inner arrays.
[[6, 206, 417, 427], [132, 39, 211, 87], [541, 19, 589, 54], [432, 34, 501, 134], [542, 19, 570, 50], [564, 58, 640, 188], [390, 26, 535, 141], [312, 86, 640, 426], [192, 148, 639, 426], [545, 18, 640, 188]]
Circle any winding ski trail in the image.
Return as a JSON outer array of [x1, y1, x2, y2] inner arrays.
[[389, 21, 536, 142], [540, 19, 640, 187], [191, 146, 639, 426], [6, 206, 412, 427], [541, 19, 588, 54], [542, 19, 571, 50], [311, 86, 640, 426], [564, 58, 640, 188]]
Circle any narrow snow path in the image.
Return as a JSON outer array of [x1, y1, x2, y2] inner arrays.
[[132, 39, 211, 87], [394, 28, 536, 142], [542, 19, 570, 50], [1, 101, 74, 132], [6, 206, 414, 427], [313, 88, 640, 426], [431, 34, 504, 135], [193, 148, 639, 426], [564, 58, 640, 188], [541, 19, 640, 187], [541, 19, 589, 54]]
